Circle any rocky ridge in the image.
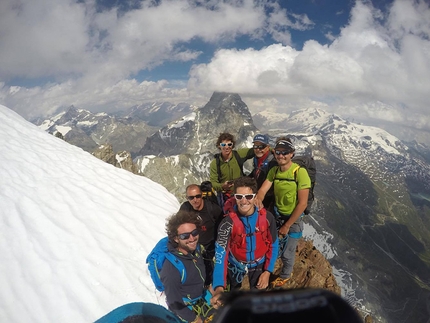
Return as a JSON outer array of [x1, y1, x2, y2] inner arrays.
[[36, 103, 193, 157]]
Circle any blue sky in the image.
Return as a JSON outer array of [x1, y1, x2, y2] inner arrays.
[[140, 0, 355, 82], [0, 0, 429, 133]]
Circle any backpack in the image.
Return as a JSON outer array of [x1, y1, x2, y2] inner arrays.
[[274, 156, 316, 215], [228, 208, 271, 262], [146, 237, 186, 292], [200, 180, 219, 206]]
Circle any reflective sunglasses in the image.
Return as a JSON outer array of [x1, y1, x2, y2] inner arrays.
[[220, 142, 233, 147], [253, 144, 267, 150], [178, 228, 199, 240], [234, 193, 256, 200], [275, 150, 292, 156], [187, 194, 202, 200]]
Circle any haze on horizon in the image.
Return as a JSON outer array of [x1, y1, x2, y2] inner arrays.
[[0, 0, 429, 134]]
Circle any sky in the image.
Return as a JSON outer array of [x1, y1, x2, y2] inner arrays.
[[0, 103, 363, 322], [0, 0, 429, 132]]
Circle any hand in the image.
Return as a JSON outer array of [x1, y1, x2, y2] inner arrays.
[[191, 316, 203, 323], [256, 271, 270, 289], [221, 181, 233, 191], [279, 223, 290, 236], [210, 293, 223, 309], [210, 287, 224, 309], [254, 197, 264, 209]]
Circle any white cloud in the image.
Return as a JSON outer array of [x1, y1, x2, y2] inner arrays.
[[189, 0, 430, 130], [0, 0, 91, 79], [0, 0, 429, 132]]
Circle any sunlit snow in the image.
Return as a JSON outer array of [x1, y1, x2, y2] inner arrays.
[[0, 105, 180, 322]]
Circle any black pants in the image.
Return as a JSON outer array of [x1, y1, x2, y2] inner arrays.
[[203, 248, 215, 286], [228, 263, 264, 291]]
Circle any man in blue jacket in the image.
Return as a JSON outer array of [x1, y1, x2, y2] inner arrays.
[[210, 177, 279, 306]]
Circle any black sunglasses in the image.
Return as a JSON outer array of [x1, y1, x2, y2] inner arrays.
[[234, 193, 256, 200], [187, 194, 202, 200], [178, 228, 199, 240], [253, 144, 267, 150], [275, 150, 292, 156]]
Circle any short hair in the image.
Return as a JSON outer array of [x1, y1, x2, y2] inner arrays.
[[185, 184, 201, 194], [165, 210, 202, 242], [275, 136, 293, 146], [216, 132, 236, 148], [275, 136, 295, 156], [233, 177, 258, 194]]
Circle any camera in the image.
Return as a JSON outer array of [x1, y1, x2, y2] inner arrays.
[[212, 288, 363, 323]]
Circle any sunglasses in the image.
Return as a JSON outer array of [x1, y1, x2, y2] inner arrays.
[[220, 143, 233, 147], [178, 228, 199, 240], [234, 193, 256, 200], [187, 194, 202, 200], [275, 150, 292, 156], [253, 144, 267, 150]]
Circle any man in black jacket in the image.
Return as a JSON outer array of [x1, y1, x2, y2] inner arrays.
[[180, 184, 224, 286], [160, 211, 213, 323], [249, 134, 277, 212]]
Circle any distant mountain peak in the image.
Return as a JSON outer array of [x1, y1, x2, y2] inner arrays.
[[138, 91, 257, 156]]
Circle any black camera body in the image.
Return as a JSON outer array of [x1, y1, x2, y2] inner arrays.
[[213, 288, 363, 323]]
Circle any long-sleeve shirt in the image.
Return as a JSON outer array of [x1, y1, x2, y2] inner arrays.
[[212, 207, 279, 289], [160, 242, 206, 322], [209, 148, 255, 192]]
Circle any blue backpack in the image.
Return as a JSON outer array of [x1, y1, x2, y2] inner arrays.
[[146, 237, 186, 292]]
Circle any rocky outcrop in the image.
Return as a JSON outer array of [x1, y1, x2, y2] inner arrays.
[[281, 239, 340, 293], [240, 239, 340, 294], [241, 239, 373, 320], [92, 144, 139, 174]]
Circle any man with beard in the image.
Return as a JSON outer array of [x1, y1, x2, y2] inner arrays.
[[160, 211, 214, 323], [210, 177, 278, 306], [180, 184, 224, 286]]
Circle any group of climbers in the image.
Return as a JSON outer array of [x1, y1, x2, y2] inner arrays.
[[99, 132, 312, 323]]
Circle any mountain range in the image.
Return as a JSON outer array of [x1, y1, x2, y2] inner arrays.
[[35, 102, 195, 157], [36, 92, 430, 323]]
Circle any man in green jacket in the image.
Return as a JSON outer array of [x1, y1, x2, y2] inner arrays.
[[209, 132, 254, 209]]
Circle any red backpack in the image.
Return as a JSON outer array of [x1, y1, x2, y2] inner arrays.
[[227, 208, 271, 262]]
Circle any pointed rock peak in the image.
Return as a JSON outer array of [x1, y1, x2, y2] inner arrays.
[[200, 92, 252, 118], [209, 92, 242, 103], [66, 105, 78, 112]]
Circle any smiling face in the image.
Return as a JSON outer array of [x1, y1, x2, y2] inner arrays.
[[174, 223, 199, 255], [186, 186, 204, 211], [235, 186, 256, 216], [219, 139, 233, 159], [274, 149, 294, 167], [253, 141, 269, 158]]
